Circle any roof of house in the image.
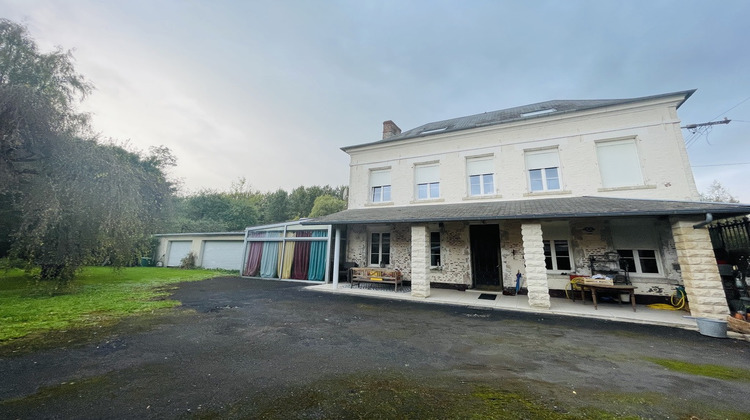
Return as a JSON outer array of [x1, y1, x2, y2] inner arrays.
[[303, 196, 750, 225], [342, 90, 695, 151]]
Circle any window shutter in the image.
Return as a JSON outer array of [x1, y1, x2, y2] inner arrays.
[[370, 169, 391, 187], [467, 157, 494, 176], [597, 140, 643, 188], [525, 149, 559, 170], [415, 164, 439, 183]]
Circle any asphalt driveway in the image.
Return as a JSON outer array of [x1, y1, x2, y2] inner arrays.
[[1, 276, 749, 419]]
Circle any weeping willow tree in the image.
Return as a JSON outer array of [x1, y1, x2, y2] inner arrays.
[[0, 19, 174, 282]]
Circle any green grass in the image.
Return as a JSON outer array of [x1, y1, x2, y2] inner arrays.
[[645, 357, 750, 382], [0, 267, 225, 342]]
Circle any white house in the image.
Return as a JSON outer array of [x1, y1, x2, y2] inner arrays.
[[308, 90, 750, 320]]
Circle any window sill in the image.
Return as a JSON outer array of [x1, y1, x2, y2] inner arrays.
[[410, 198, 445, 204], [597, 184, 656, 192], [364, 201, 394, 207], [463, 194, 502, 201], [523, 190, 572, 197]]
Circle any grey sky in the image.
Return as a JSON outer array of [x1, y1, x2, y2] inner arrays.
[[3, 0, 749, 200]]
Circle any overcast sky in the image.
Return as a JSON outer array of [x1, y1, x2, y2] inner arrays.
[[2, 0, 749, 201]]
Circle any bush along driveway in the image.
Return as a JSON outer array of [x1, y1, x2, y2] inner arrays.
[[2, 276, 750, 419]]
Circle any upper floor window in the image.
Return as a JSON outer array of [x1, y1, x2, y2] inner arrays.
[[525, 149, 561, 192], [596, 139, 643, 188], [370, 169, 391, 203], [467, 157, 494, 196], [415, 163, 440, 200]]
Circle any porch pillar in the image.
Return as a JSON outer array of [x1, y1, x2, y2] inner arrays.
[[671, 217, 728, 319], [332, 227, 342, 289], [410, 225, 431, 298], [521, 222, 550, 309]]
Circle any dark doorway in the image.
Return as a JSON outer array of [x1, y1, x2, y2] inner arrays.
[[470, 224, 501, 289]]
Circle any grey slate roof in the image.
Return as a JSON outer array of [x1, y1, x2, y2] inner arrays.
[[304, 196, 750, 225], [342, 90, 695, 151]]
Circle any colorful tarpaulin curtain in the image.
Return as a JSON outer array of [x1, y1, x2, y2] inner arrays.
[[242, 239, 263, 277], [280, 231, 296, 279], [291, 231, 313, 279], [260, 231, 282, 278], [307, 230, 327, 281]]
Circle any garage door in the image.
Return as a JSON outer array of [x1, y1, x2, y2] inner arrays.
[[166, 241, 192, 267], [202, 241, 244, 270]]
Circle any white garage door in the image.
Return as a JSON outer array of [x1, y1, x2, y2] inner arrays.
[[166, 241, 192, 267], [202, 241, 244, 270]]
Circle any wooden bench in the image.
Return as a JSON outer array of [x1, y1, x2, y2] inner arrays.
[[350, 267, 403, 292]]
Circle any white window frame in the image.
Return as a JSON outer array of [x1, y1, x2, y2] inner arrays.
[[543, 239, 573, 272], [596, 138, 644, 188], [525, 149, 561, 192], [369, 169, 392, 203], [467, 156, 495, 196], [415, 163, 440, 200], [369, 231, 391, 267], [617, 249, 662, 275], [430, 231, 441, 267]]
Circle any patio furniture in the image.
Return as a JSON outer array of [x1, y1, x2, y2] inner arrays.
[[350, 267, 403, 292]]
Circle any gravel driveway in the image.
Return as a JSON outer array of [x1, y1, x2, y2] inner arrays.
[[1, 276, 749, 419]]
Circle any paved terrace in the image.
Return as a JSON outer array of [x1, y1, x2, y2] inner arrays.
[[307, 281, 706, 331]]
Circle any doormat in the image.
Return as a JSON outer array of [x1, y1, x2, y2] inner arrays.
[[478, 293, 497, 300]]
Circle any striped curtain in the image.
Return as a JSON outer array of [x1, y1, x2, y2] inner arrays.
[[291, 231, 312, 279], [307, 230, 327, 281]]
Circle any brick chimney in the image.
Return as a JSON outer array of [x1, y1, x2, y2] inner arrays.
[[382, 120, 401, 140]]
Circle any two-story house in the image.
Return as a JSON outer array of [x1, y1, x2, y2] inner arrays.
[[310, 90, 750, 320]]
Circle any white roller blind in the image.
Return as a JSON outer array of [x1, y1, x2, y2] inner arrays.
[[415, 164, 439, 183], [597, 140, 643, 188], [525, 149, 559, 170], [467, 157, 494, 175], [370, 169, 391, 187]]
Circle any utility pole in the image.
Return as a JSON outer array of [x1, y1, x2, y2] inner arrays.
[[681, 117, 731, 133]]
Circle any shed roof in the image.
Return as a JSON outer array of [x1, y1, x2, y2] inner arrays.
[[342, 90, 695, 151], [303, 196, 750, 225]]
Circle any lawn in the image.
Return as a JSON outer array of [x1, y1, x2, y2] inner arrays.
[[0, 267, 226, 342]]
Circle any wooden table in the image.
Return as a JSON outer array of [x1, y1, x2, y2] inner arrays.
[[580, 284, 637, 312]]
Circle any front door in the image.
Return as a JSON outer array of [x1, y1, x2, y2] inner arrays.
[[470, 224, 501, 289]]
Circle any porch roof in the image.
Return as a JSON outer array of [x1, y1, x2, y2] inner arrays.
[[304, 196, 750, 225]]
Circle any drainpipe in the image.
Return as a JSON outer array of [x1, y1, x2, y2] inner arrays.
[[692, 213, 713, 229]]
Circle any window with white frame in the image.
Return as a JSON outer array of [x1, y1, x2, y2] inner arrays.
[[525, 149, 561, 192], [430, 231, 441, 266], [467, 156, 494, 196], [370, 169, 392, 203], [369, 232, 391, 266], [596, 139, 644, 188], [610, 219, 662, 275], [543, 240, 572, 271], [617, 249, 660, 274], [415, 163, 440, 200]]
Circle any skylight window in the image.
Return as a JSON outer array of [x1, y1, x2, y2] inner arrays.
[[520, 108, 557, 117]]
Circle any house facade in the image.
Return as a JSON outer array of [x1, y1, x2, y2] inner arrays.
[[310, 90, 750, 320]]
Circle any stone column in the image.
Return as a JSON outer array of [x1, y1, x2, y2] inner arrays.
[[410, 225, 431, 298], [521, 222, 550, 309], [671, 217, 728, 319]]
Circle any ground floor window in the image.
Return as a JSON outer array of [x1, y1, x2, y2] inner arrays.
[[430, 231, 441, 266], [543, 239, 572, 271], [370, 232, 391, 266], [617, 249, 659, 274]]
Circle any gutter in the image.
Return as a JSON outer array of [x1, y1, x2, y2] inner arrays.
[[692, 213, 713, 229]]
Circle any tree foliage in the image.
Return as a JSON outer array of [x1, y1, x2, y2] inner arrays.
[[309, 195, 347, 218], [0, 19, 174, 282], [699, 180, 739, 203]]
